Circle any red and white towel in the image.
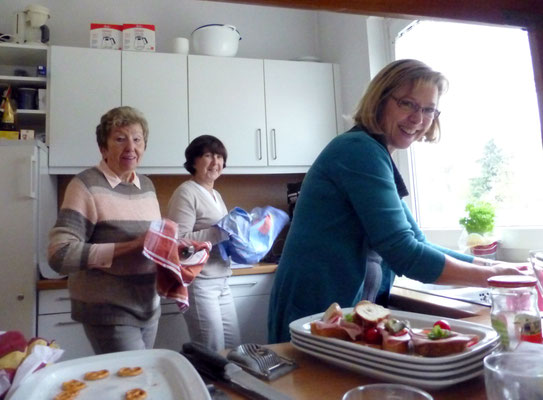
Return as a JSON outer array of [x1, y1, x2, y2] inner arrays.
[[143, 219, 211, 312]]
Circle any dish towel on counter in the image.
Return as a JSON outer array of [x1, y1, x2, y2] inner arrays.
[[215, 206, 289, 264], [143, 218, 212, 312]]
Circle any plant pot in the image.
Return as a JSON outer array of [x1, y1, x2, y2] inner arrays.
[[471, 241, 498, 259]]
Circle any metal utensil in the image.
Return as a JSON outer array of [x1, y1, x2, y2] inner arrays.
[[182, 342, 293, 400], [227, 343, 297, 380]]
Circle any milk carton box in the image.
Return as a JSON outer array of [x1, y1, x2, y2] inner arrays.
[[122, 24, 156, 52], [90, 23, 122, 50]]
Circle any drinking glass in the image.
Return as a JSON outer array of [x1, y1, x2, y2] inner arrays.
[[484, 352, 543, 400], [528, 250, 543, 310], [342, 384, 433, 400]]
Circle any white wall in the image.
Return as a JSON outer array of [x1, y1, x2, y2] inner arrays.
[[1, 0, 384, 132], [317, 11, 371, 129], [0, 0, 320, 60]]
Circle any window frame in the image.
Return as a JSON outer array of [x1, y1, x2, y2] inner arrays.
[[389, 19, 543, 263]]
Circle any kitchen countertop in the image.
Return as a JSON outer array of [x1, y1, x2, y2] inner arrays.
[[36, 263, 278, 291], [36, 266, 493, 398], [216, 294, 492, 400]]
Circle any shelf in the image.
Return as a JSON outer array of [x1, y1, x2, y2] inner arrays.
[[0, 42, 48, 66], [1, 108, 47, 125], [0, 75, 46, 88]]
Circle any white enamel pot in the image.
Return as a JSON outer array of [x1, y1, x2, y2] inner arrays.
[[191, 24, 241, 57]]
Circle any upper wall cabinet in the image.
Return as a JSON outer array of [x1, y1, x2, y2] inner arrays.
[[188, 55, 338, 170], [188, 56, 267, 167], [264, 59, 338, 166], [121, 51, 188, 169], [48, 46, 120, 168], [48, 46, 188, 172]]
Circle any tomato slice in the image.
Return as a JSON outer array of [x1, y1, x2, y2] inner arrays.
[[433, 319, 451, 331], [364, 327, 382, 344]]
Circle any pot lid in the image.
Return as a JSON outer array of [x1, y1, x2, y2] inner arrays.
[[192, 24, 241, 37], [487, 275, 538, 288]]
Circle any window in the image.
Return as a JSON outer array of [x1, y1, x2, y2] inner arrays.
[[394, 20, 543, 259]]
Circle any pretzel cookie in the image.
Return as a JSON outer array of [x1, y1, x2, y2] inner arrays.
[[125, 388, 147, 400], [117, 366, 143, 377], [61, 379, 87, 392], [54, 391, 80, 400], [83, 369, 110, 380]]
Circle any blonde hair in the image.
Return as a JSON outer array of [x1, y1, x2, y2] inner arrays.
[[96, 106, 149, 150], [353, 59, 448, 142]]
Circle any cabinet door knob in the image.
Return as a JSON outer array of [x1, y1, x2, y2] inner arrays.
[[17, 295, 25, 301]]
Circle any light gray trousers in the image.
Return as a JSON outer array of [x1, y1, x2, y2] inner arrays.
[[183, 276, 241, 351], [83, 320, 159, 355]]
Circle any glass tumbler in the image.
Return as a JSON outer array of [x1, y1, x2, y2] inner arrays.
[[342, 383, 433, 400], [484, 352, 543, 400]]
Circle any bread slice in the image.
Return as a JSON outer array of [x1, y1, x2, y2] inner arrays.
[[353, 300, 390, 326]]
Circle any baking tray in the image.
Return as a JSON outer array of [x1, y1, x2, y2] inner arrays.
[[6, 349, 211, 400]]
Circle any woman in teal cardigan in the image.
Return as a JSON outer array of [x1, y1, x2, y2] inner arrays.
[[268, 59, 523, 343]]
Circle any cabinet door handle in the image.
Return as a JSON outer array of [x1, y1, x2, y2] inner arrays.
[[271, 129, 277, 160], [257, 128, 263, 160], [230, 282, 258, 287], [56, 297, 71, 302], [56, 321, 81, 327], [28, 154, 37, 199]]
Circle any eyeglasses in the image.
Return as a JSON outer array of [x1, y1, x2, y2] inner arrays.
[[390, 96, 441, 119]]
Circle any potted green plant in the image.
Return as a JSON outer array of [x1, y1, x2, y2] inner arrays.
[[458, 201, 498, 258]]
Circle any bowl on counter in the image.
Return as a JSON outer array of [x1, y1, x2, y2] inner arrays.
[[191, 24, 241, 57]]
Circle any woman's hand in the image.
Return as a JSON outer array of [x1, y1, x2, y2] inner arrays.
[[487, 262, 529, 277], [113, 234, 147, 257]]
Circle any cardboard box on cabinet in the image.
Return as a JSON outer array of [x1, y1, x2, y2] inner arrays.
[[90, 23, 122, 50], [123, 24, 155, 52]]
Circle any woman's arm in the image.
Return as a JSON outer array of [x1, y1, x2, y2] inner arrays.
[[434, 254, 524, 287], [167, 184, 225, 244]]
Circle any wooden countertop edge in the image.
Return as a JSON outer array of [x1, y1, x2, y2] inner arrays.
[[36, 263, 278, 291]]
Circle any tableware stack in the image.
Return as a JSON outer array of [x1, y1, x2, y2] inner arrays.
[[289, 309, 501, 390]]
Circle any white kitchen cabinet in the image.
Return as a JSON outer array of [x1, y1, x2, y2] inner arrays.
[[188, 55, 338, 169], [36, 273, 274, 360], [48, 46, 188, 171], [38, 289, 192, 361], [121, 51, 188, 169], [48, 46, 120, 168], [37, 289, 94, 361], [0, 142, 56, 338], [229, 273, 275, 344], [188, 55, 267, 167], [264, 60, 338, 166]]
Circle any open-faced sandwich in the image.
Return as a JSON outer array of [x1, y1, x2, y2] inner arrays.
[[309, 301, 479, 357]]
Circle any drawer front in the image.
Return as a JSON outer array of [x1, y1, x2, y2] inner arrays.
[[38, 313, 94, 361], [228, 273, 274, 297], [39, 289, 71, 314]]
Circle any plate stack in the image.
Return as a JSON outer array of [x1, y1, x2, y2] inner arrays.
[[289, 309, 500, 390]]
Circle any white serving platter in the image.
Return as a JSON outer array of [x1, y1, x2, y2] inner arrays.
[[290, 338, 487, 390], [291, 333, 498, 379], [289, 308, 499, 365], [290, 330, 500, 372], [6, 349, 211, 400]]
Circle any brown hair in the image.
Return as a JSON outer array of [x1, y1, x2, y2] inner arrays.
[[184, 135, 228, 175], [353, 59, 448, 142]]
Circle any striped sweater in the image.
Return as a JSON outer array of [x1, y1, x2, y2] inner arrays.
[[48, 166, 162, 326]]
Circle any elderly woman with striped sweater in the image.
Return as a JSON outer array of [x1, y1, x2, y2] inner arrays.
[[48, 106, 161, 354]]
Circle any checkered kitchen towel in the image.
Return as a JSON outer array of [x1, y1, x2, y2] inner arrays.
[[143, 219, 211, 312]]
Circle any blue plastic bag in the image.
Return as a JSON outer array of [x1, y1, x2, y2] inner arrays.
[[215, 206, 289, 264]]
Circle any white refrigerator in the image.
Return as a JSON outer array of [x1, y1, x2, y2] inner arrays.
[[0, 140, 58, 338]]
